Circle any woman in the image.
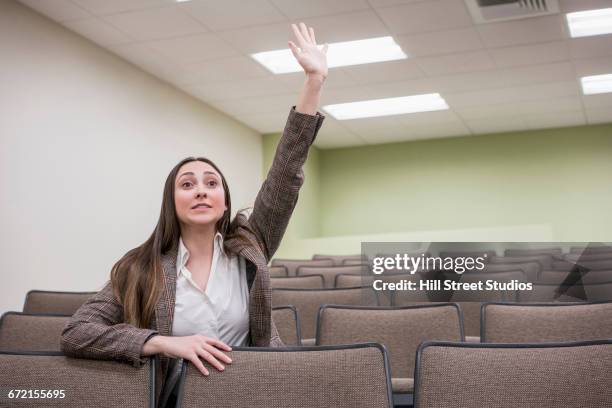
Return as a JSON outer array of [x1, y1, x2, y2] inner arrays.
[[61, 22, 327, 402]]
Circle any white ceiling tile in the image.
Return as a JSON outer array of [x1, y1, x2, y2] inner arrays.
[[71, 0, 171, 16], [416, 50, 496, 76], [465, 116, 529, 135], [269, 0, 370, 19], [235, 110, 289, 133], [19, 0, 91, 22], [582, 93, 612, 109], [426, 70, 505, 93], [218, 22, 294, 54], [517, 96, 584, 115], [490, 41, 571, 68], [476, 15, 567, 48], [173, 56, 271, 85], [144, 33, 239, 65], [395, 109, 463, 127], [342, 59, 424, 84], [500, 62, 577, 86], [340, 115, 409, 142], [395, 27, 484, 57], [300, 10, 390, 43], [568, 35, 612, 60], [62, 18, 134, 46], [179, 0, 286, 31], [375, 0, 474, 35], [312, 118, 366, 149], [107, 42, 167, 69], [446, 81, 580, 108], [407, 120, 471, 140], [210, 93, 297, 116], [524, 110, 586, 130], [454, 102, 524, 120], [189, 77, 293, 101], [559, 0, 612, 13], [103, 6, 207, 41], [572, 56, 612, 77], [368, 0, 429, 7], [585, 108, 612, 124]]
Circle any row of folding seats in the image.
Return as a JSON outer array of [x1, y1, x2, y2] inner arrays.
[[270, 301, 612, 405]]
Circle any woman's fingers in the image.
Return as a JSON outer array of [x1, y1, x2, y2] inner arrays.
[[322, 43, 329, 55], [189, 354, 210, 376], [288, 41, 300, 59], [291, 23, 306, 48], [203, 343, 233, 365], [309, 26, 316, 45], [197, 346, 225, 371], [206, 337, 232, 352], [299, 22, 311, 43]]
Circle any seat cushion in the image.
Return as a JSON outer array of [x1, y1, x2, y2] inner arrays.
[[391, 377, 414, 393]]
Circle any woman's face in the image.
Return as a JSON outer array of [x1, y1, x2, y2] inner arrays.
[[174, 160, 227, 230]]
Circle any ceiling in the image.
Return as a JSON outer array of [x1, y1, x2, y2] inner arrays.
[[19, 0, 612, 148]]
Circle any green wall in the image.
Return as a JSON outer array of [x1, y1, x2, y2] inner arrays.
[[263, 123, 612, 259]]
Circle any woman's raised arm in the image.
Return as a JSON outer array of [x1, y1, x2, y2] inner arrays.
[[247, 23, 327, 261]]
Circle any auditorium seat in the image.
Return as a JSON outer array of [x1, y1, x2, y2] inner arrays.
[[268, 266, 289, 278], [481, 302, 612, 343], [519, 282, 612, 302], [23, 290, 96, 315], [564, 253, 612, 262], [552, 259, 612, 271], [175, 344, 393, 408], [312, 254, 364, 266], [538, 269, 612, 285], [483, 262, 540, 281], [504, 247, 562, 257], [270, 275, 324, 289], [316, 304, 463, 406], [0, 312, 69, 352], [0, 351, 155, 407], [296, 265, 363, 288], [570, 245, 612, 255], [413, 340, 612, 408], [272, 306, 301, 346], [270, 259, 334, 276], [272, 287, 378, 342], [438, 250, 496, 260], [489, 255, 553, 270]]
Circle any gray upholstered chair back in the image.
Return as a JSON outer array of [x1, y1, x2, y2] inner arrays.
[[481, 302, 612, 343], [23, 290, 96, 315], [570, 246, 612, 254], [0, 312, 69, 352], [0, 351, 155, 407], [176, 344, 393, 408], [504, 247, 562, 257], [539, 270, 612, 285], [312, 254, 363, 266], [270, 259, 334, 276], [271, 306, 301, 346], [272, 287, 378, 339], [270, 275, 324, 289], [483, 262, 540, 281], [269, 266, 289, 278], [316, 304, 463, 382], [296, 265, 363, 288], [414, 340, 612, 408], [490, 255, 553, 270]]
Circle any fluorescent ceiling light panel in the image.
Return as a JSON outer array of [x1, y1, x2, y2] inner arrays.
[[323, 94, 449, 120], [581, 73, 612, 95], [251, 36, 407, 74], [566, 8, 612, 38]]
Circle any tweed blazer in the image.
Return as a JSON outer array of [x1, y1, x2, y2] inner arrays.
[[60, 106, 324, 400]]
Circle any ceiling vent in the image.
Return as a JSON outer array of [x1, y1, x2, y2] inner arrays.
[[465, 0, 560, 23]]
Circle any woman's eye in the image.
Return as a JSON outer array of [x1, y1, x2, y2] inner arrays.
[[182, 182, 193, 188], [207, 180, 218, 187]]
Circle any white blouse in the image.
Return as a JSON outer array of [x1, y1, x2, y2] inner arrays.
[[171, 233, 250, 346]]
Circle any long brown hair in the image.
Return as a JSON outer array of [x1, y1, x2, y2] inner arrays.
[[110, 157, 243, 328]]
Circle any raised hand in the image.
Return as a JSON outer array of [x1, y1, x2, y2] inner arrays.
[[288, 23, 328, 80]]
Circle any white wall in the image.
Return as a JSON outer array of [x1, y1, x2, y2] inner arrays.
[[0, 0, 263, 314]]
